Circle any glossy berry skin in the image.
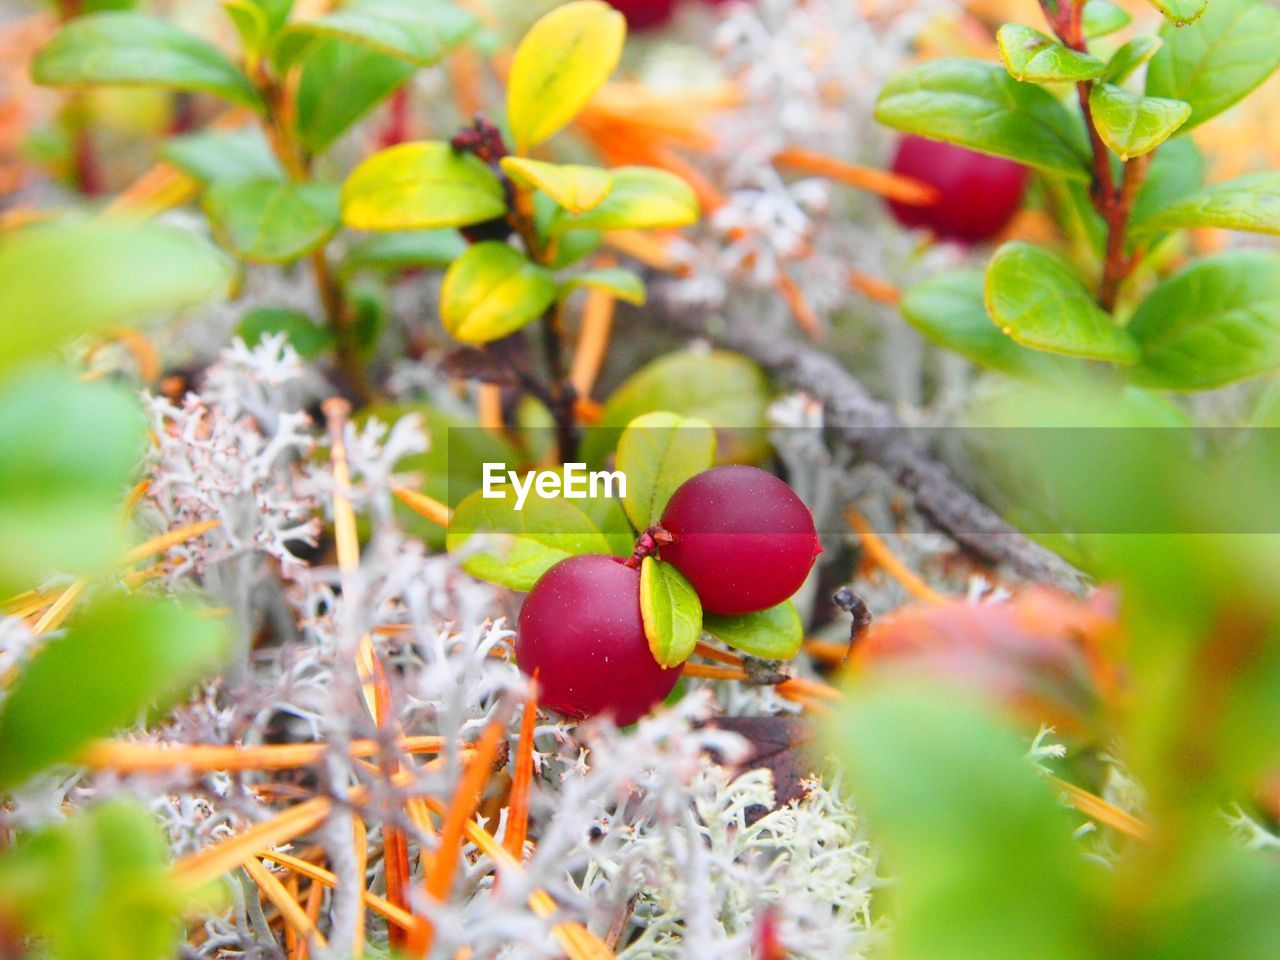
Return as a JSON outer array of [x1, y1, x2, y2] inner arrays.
[[607, 0, 678, 30], [886, 135, 1029, 244], [517, 554, 681, 725], [659, 465, 820, 615]]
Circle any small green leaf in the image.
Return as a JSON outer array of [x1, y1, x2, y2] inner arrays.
[[224, 0, 270, 59], [1083, 0, 1131, 37], [279, 0, 476, 67], [500, 156, 612, 214], [446, 488, 612, 591], [616, 411, 716, 532], [0, 800, 188, 960], [32, 12, 261, 109], [506, 0, 625, 152], [1146, 0, 1207, 25], [204, 179, 340, 263], [1102, 36, 1162, 84], [985, 242, 1140, 364], [1146, 0, 1280, 130], [1088, 84, 1190, 160], [582, 350, 774, 467], [440, 242, 557, 344], [875, 59, 1091, 180], [0, 220, 230, 376], [0, 371, 147, 591], [0, 594, 230, 791], [161, 127, 283, 184], [1130, 172, 1280, 241], [341, 141, 506, 231], [703, 601, 803, 661], [560, 267, 646, 305], [900, 270, 1079, 382], [237, 307, 333, 357], [296, 41, 411, 153], [552, 166, 699, 233], [342, 229, 466, 275], [1128, 251, 1280, 391], [997, 25, 1105, 83], [639, 556, 702, 668]]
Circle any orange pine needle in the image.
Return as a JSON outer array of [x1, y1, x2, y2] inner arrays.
[[478, 383, 504, 434], [351, 815, 368, 957], [1049, 775, 1151, 842], [124, 518, 220, 564], [503, 685, 538, 861], [682, 663, 750, 682], [260, 850, 417, 930], [846, 270, 903, 306], [602, 230, 687, 275], [391, 485, 452, 528], [569, 255, 619, 401], [846, 508, 947, 604], [78, 734, 446, 773], [774, 270, 822, 338], [774, 145, 941, 207], [30, 578, 86, 635], [243, 856, 329, 951]]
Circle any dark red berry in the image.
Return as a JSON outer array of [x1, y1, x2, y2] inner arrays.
[[607, 0, 678, 30], [517, 554, 681, 725], [886, 135, 1029, 244], [659, 465, 820, 616]]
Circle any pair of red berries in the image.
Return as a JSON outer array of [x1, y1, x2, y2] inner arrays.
[[516, 465, 820, 725]]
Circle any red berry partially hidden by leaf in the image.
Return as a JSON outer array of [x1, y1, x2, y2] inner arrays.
[[607, 0, 678, 30], [659, 465, 820, 615], [517, 554, 681, 725], [886, 135, 1029, 244]]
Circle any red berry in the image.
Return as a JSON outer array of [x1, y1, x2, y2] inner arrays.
[[886, 135, 1029, 244], [659, 465, 820, 615], [516, 554, 681, 725], [607, 0, 678, 30]]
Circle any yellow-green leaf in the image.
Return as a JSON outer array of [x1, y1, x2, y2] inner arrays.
[[1088, 84, 1190, 161], [440, 241, 557, 344], [640, 556, 702, 668], [506, 0, 625, 152], [997, 24, 1105, 83], [616, 411, 716, 531], [341, 141, 506, 231], [500, 156, 612, 214], [560, 267, 646, 305], [551, 167, 698, 233]]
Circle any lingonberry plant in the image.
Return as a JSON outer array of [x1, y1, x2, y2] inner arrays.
[[887, 0, 1280, 392]]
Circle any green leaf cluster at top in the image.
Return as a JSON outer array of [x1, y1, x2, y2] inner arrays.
[[878, 0, 1280, 393], [446, 409, 803, 669], [339, 0, 700, 346]]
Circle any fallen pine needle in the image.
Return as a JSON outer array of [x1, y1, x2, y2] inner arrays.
[[774, 145, 941, 206], [392, 485, 453, 528], [124, 519, 220, 565], [503, 683, 539, 861], [846, 508, 947, 605], [79, 735, 446, 773], [1050, 775, 1151, 842], [259, 850, 417, 930], [243, 855, 329, 951]]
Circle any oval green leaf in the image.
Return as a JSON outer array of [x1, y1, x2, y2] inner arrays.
[[1083, 0, 1131, 38], [1102, 36, 1162, 84], [0, 220, 230, 376], [500, 156, 613, 214], [161, 127, 284, 184], [900, 269, 1080, 382], [616, 411, 716, 532], [32, 12, 261, 109], [0, 594, 230, 791], [1128, 251, 1280, 391], [875, 58, 1091, 180], [1087, 84, 1190, 161], [552, 166, 699, 233], [703, 600, 803, 661], [440, 241, 557, 344], [204, 179, 340, 263], [1146, 0, 1280, 130], [296, 41, 412, 153], [341, 141, 506, 231], [985, 242, 1140, 364], [559, 267, 646, 305], [1146, 0, 1207, 25], [639, 556, 702, 668], [280, 0, 476, 67], [1131, 172, 1280, 241], [506, 0, 625, 152], [343, 229, 466, 275], [997, 25, 1105, 83], [445, 487, 612, 591]]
